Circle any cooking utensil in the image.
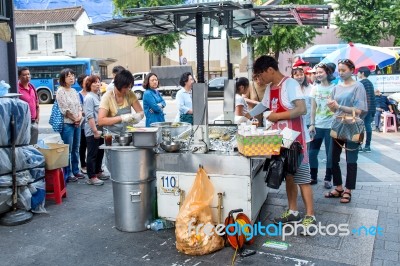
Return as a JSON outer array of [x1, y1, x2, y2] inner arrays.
[[114, 133, 132, 146], [160, 141, 182, 152]]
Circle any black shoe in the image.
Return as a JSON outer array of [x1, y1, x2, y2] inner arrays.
[[363, 146, 371, 153], [358, 146, 364, 152], [310, 179, 318, 185], [324, 181, 332, 189]]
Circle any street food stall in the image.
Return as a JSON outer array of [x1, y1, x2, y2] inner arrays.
[[92, 1, 332, 230]]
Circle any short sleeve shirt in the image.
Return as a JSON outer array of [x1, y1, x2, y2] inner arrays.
[[99, 89, 138, 117], [331, 81, 368, 116], [310, 83, 335, 128], [235, 94, 249, 115]]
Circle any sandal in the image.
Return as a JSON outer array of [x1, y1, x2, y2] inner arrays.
[[324, 188, 344, 198], [340, 192, 352, 203]]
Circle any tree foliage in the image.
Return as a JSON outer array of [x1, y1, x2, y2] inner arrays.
[[333, 0, 394, 46], [254, 26, 320, 60], [253, 0, 324, 60], [113, 0, 184, 65]]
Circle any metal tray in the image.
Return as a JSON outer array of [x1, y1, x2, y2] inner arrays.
[[131, 128, 159, 148]]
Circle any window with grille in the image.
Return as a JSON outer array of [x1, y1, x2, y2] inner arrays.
[[54, 33, 62, 49], [30, 35, 38, 51]]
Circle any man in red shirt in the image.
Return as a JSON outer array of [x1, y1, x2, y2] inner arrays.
[[18, 67, 39, 144]]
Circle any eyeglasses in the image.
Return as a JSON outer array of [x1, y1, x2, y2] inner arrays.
[[316, 63, 327, 68]]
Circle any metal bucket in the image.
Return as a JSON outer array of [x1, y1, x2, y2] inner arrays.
[[111, 178, 155, 232], [108, 148, 156, 232]]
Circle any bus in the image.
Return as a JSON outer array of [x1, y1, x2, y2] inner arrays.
[[17, 56, 101, 104], [298, 45, 400, 94]]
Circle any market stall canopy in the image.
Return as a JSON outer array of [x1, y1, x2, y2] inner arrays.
[[88, 1, 333, 38]]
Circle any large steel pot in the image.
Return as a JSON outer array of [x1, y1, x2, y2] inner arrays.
[[108, 148, 156, 232], [150, 122, 192, 143]]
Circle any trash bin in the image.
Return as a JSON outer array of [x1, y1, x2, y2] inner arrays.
[[108, 148, 156, 232]]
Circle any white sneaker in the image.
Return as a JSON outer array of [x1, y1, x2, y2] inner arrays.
[[86, 177, 104, 186]]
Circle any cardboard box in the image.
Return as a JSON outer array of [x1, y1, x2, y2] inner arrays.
[[236, 133, 282, 157], [37, 143, 69, 170]]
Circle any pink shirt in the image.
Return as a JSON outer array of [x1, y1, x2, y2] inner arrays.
[[18, 82, 38, 120]]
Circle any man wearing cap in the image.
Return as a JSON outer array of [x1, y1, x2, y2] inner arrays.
[[358, 67, 376, 152]]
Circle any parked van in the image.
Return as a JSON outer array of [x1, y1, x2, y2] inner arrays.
[[133, 66, 193, 99], [132, 72, 148, 100]]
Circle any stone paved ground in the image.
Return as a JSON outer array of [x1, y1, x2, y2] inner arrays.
[[0, 131, 399, 266]]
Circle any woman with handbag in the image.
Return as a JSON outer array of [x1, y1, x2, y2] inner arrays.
[[309, 63, 336, 189], [56, 68, 85, 182], [175, 72, 194, 124], [326, 59, 368, 203], [245, 56, 316, 232]]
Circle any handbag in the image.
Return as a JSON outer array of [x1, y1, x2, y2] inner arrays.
[[281, 141, 303, 175], [264, 156, 286, 189], [180, 113, 193, 125], [330, 108, 365, 144], [49, 101, 64, 133]]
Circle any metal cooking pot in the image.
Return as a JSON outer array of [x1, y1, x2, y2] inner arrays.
[[160, 141, 182, 152], [114, 133, 132, 146], [150, 122, 192, 143]]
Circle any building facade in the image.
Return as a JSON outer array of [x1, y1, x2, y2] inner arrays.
[[15, 6, 93, 57]]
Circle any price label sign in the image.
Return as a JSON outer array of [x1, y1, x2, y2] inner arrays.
[[159, 175, 179, 194]]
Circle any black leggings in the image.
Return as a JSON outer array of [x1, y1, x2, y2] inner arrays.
[[86, 136, 104, 178], [331, 138, 359, 190], [79, 128, 87, 168]]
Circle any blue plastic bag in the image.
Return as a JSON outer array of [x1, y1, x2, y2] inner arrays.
[[49, 101, 63, 133]]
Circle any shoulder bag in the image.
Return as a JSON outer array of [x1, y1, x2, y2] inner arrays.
[[49, 101, 64, 133], [330, 108, 365, 144]]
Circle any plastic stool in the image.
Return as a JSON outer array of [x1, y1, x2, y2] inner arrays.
[[45, 168, 67, 204], [381, 112, 398, 133]]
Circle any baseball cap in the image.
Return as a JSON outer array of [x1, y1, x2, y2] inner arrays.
[[292, 58, 309, 68]]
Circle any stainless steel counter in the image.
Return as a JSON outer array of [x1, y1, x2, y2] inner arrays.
[[156, 151, 265, 178]]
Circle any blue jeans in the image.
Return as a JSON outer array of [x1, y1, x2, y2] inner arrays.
[[61, 123, 81, 181], [374, 110, 383, 129], [363, 111, 374, 147], [309, 128, 332, 181]]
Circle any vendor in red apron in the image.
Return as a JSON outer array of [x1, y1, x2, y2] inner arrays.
[[98, 69, 144, 134], [244, 55, 316, 233]]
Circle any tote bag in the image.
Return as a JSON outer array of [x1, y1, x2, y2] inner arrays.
[[49, 101, 64, 133]]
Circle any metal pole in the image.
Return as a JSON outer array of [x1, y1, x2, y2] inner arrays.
[[226, 38, 233, 79], [7, 0, 17, 93], [247, 38, 254, 80], [195, 12, 204, 83]]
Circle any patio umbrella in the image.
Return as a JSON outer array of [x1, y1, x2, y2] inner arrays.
[[320, 42, 400, 71]]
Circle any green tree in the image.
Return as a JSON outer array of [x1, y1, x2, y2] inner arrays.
[[333, 0, 393, 46], [253, 0, 324, 60], [254, 26, 320, 60], [113, 0, 184, 65]]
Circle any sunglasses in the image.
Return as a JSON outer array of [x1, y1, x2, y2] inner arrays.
[[338, 59, 355, 68], [316, 63, 327, 68]]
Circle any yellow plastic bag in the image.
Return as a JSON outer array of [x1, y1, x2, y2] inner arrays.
[[175, 167, 224, 255]]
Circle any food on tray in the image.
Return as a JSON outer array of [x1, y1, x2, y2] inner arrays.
[[209, 133, 220, 139], [220, 133, 230, 141]]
